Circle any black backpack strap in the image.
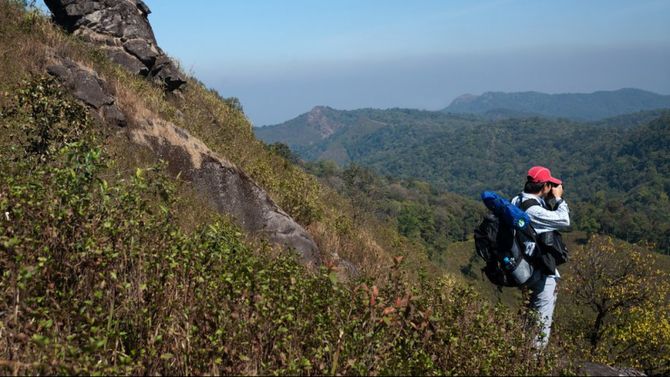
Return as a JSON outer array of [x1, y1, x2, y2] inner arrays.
[[520, 198, 540, 212], [516, 196, 540, 241]]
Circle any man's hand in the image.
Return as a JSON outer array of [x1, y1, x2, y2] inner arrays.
[[552, 184, 564, 199]]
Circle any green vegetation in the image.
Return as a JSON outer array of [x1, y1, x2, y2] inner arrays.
[[305, 162, 484, 264], [255, 107, 483, 165], [560, 237, 670, 375]]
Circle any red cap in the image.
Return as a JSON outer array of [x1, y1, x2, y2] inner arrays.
[[527, 166, 562, 185]]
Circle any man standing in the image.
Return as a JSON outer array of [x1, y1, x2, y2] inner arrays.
[[511, 166, 570, 349]]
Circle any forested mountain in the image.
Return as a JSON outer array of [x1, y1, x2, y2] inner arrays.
[[256, 107, 486, 164], [442, 89, 670, 120], [257, 108, 670, 253]]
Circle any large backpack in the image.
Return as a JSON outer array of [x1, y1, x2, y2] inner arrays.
[[474, 191, 544, 288]]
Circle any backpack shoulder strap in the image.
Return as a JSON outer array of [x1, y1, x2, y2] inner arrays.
[[516, 195, 540, 241], [519, 198, 541, 212]]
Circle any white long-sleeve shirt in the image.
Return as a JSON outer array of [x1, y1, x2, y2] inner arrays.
[[511, 192, 570, 277]]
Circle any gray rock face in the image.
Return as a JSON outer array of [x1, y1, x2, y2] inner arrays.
[[44, 0, 186, 91], [46, 57, 320, 267]]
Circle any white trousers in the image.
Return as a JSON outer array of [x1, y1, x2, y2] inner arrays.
[[527, 275, 558, 349]]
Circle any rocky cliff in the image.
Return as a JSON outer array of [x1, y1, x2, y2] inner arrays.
[[43, 0, 321, 266], [45, 0, 186, 91]]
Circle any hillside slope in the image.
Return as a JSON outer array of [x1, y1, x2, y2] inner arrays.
[[36, 0, 325, 264]]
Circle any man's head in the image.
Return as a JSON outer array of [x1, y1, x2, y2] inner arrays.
[[524, 166, 562, 197]]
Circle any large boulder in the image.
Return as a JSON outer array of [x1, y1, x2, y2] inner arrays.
[[44, 0, 186, 91]]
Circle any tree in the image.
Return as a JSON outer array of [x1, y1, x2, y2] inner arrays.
[[268, 142, 300, 164], [564, 236, 670, 374]]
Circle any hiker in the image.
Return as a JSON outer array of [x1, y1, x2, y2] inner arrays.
[[511, 166, 570, 349]]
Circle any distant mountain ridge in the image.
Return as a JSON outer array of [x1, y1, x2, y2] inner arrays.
[[256, 107, 482, 164], [443, 88, 670, 121]]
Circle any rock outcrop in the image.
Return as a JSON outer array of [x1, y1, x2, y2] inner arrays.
[[46, 56, 321, 266], [129, 116, 320, 266], [46, 57, 126, 127], [44, 0, 186, 91], [579, 362, 646, 376]]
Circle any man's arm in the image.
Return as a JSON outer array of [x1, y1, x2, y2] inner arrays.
[[526, 200, 570, 230]]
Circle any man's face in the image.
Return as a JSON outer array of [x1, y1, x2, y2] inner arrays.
[[540, 183, 553, 198]]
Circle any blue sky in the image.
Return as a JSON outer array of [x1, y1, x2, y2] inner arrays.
[[138, 1, 670, 125]]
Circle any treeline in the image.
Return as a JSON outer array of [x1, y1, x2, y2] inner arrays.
[[442, 89, 670, 121], [353, 114, 670, 253]]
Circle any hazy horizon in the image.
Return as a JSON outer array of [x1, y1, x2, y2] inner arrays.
[[137, 1, 670, 125]]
